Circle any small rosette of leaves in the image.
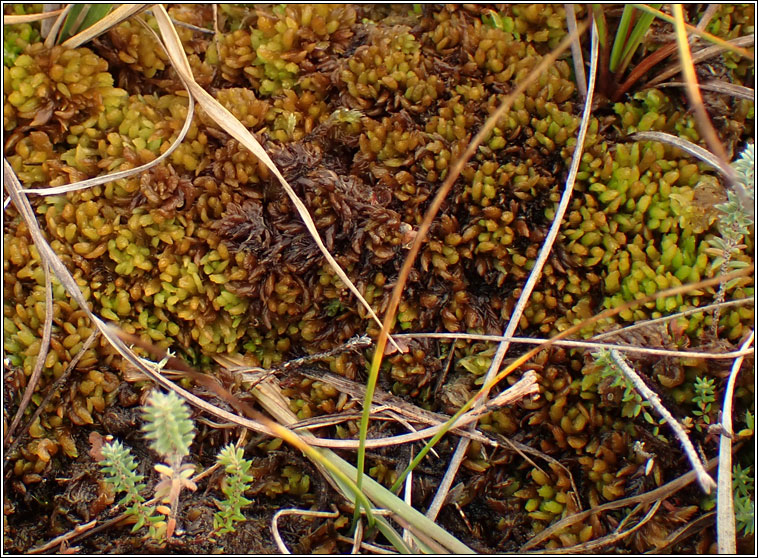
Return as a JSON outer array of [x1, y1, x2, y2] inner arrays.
[[141, 390, 195, 460], [214, 444, 254, 533]]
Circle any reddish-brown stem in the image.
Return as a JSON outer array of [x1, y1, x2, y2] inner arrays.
[[613, 42, 679, 101]]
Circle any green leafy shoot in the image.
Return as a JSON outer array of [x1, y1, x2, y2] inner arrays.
[[609, 4, 662, 75], [733, 464, 755, 536], [141, 390, 198, 538], [691, 375, 717, 429], [214, 444, 255, 533], [57, 4, 113, 44], [100, 439, 164, 537], [141, 390, 195, 462]]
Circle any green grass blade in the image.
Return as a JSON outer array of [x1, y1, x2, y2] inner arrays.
[[609, 5, 635, 73], [616, 3, 661, 75], [327, 449, 475, 554]]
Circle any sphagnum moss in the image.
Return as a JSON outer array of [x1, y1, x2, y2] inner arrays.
[[3, 4, 754, 553]]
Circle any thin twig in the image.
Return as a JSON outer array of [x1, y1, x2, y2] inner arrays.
[[716, 329, 754, 554], [27, 520, 97, 554], [609, 349, 716, 493]]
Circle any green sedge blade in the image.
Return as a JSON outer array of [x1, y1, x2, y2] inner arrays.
[[58, 4, 112, 44], [609, 5, 635, 72], [617, 4, 662, 75]]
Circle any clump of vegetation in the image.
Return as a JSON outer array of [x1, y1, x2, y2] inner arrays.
[[99, 389, 197, 540], [213, 444, 254, 534]]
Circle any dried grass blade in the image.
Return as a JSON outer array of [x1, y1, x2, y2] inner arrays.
[[628, 130, 735, 181], [61, 4, 147, 49], [656, 80, 754, 100], [394, 332, 754, 360], [21, 97, 195, 195], [420, 23, 602, 517], [480, 18, 599, 404], [24, 14, 196, 197], [716, 329, 754, 554], [150, 5, 399, 352], [40, 3, 62, 39], [3, 10, 65, 24]]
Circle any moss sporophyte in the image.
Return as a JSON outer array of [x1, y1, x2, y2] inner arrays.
[[3, 4, 754, 553]]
